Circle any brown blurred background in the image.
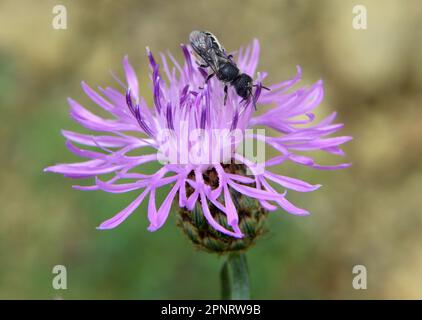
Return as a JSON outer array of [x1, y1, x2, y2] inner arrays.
[[0, 0, 421, 299]]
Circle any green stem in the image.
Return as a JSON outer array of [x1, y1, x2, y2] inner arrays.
[[220, 252, 250, 300]]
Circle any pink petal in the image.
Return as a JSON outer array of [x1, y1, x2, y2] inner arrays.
[[148, 179, 182, 231], [123, 56, 139, 100], [97, 188, 150, 229], [200, 191, 242, 238], [264, 171, 321, 192]]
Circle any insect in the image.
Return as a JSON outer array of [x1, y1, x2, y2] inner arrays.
[[189, 30, 268, 109]]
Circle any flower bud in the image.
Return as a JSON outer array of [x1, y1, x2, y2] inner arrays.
[[177, 163, 268, 254]]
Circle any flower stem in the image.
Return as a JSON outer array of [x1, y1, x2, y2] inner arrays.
[[220, 252, 250, 300]]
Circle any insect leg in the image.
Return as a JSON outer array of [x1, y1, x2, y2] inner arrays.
[[199, 72, 215, 90], [194, 59, 209, 68], [224, 85, 228, 105], [251, 88, 257, 110], [205, 73, 215, 83]]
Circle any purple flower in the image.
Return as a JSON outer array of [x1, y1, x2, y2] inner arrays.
[[45, 39, 351, 238]]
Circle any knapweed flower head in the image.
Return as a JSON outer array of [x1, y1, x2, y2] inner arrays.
[[45, 39, 351, 253]]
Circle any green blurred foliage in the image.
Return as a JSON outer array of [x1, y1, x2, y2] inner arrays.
[[0, 0, 421, 299]]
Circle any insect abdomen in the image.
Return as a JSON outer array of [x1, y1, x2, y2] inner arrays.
[[217, 62, 239, 82]]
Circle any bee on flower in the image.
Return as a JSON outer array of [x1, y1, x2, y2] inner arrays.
[[45, 36, 351, 253]]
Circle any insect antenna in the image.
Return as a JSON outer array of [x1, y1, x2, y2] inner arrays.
[[251, 83, 270, 110], [253, 83, 271, 91]]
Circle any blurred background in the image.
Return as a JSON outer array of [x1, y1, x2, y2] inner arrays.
[[0, 0, 421, 299]]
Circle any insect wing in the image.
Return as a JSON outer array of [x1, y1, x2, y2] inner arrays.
[[189, 30, 221, 74], [203, 31, 225, 53]]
